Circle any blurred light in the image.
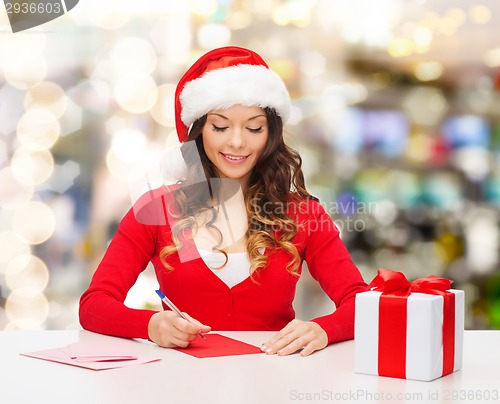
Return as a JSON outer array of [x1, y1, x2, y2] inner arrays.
[[59, 97, 84, 136], [333, 154, 361, 180], [452, 147, 490, 181], [16, 108, 60, 151], [272, 4, 292, 26], [89, 60, 115, 85], [5, 255, 49, 293], [372, 199, 397, 225], [191, 0, 217, 17], [388, 170, 421, 209], [0, 32, 46, 70], [413, 27, 433, 52], [408, 241, 446, 277], [332, 107, 363, 155], [287, 105, 303, 126], [439, 17, 459, 36], [370, 71, 391, 90], [465, 209, 498, 273], [468, 5, 491, 25], [420, 11, 441, 30], [24, 82, 67, 118], [320, 0, 397, 46], [405, 132, 433, 163], [150, 84, 176, 127], [0, 168, 34, 209], [422, 173, 463, 210], [46, 160, 81, 194], [74, 0, 129, 29], [0, 231, 31, 275], [197, 24, 231, 49], [12, 201, 55, 245], [226, 11, 253, 30], [402, 87, 448, 126], [0, 84, 25, 134], [111, 128, 147, 164], [114, 74, 158, 114], [4, 318, 44, 330], [414, 61, 443, 81], [0, 139, 7, 165], [106, 150, 137, 182], [483, 47, 500, 67], [5, 289, 49, 327], [387, 37, 414, 57], [149, 17, 192, 60], [74, 79, 112, 112], [107, 129, 148, 181], [4, 57, 47, 90], [105, 114, 127, 135], [10, 148, 54, 186], [272, 1, 312, 27], [300, 51, 326, 78], [446, 8, 466, 27], [110, 37, 157, 76]]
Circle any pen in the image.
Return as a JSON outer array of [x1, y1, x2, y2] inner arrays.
[[155, 289, 207, 340]]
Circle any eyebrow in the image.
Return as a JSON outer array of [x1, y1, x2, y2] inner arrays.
[[207, 112, 266, 122]]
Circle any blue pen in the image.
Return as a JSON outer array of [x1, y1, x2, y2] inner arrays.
[[155, 290, 207, 340]]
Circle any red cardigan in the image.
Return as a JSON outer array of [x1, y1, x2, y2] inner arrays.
[[79, 190, 367, 344]]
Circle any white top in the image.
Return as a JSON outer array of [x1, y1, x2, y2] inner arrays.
[[198, 249, 250, 288]]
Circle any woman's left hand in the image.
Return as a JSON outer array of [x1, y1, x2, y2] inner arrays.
[[260, 319, 328, 357]]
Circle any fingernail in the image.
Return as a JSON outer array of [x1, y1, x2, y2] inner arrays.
[[260, 344, 267, 352], [266, 348, 273, 354]]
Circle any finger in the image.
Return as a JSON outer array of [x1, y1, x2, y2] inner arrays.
[[263, 329, 302, 354], [169, 335, 193, 349], [262, 321, 297, 350], [171, 316, 205, 337], [276, 335, 309, 356], [183, 313, 212, 333], [299, 342, 319, 357]]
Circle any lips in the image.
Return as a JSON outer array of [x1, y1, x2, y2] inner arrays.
[[220, 152, 249, 163]]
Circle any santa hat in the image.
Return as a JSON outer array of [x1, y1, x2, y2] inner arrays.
[[175, 46, 291, 142]]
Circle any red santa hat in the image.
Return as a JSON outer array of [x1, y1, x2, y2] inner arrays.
[[175, 46, 291, 142]]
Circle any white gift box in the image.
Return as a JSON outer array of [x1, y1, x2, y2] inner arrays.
[[355, 289, 464, 381]]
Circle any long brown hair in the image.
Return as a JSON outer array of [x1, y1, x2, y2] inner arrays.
[[159, 107, 314, 276]]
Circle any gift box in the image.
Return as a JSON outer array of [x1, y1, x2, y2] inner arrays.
[[355, 269, 464, 381]]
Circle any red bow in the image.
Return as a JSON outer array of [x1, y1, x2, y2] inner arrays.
[[368, 268, 453, 296]]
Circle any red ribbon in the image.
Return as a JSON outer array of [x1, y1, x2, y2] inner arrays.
[[367, 269, 456, 379]]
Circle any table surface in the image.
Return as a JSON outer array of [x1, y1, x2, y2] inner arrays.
[[1, 330, 499, 404]]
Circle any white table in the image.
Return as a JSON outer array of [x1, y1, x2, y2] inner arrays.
[[1, 330, 498, 404]]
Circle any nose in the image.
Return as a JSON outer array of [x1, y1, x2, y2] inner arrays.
[[227, 127, 245, 149]]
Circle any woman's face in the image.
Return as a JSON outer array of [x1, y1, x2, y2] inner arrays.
[[202, 105, 268, 188]]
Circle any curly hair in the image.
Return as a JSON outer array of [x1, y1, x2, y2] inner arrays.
[[159, 107, 314, 277]]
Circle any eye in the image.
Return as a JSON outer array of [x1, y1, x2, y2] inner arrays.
[[212, 125, 227, 132], [247, 127, 263, 134]]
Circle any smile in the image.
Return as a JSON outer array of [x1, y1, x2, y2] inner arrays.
[[221, 153, 249, 163]]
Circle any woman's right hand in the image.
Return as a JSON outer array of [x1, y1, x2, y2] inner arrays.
[[148, 311, 211, 348]]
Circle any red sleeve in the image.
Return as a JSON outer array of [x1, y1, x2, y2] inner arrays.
[[302, 200, 367, 344], [79, 207, 158, 340]]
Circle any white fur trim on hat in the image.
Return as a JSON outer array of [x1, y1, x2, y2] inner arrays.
[[179, 64, 291, 127]]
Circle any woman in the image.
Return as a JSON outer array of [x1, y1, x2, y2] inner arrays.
[[79, 46, 367, 356]]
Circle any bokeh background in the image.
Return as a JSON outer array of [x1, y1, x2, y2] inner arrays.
[[0, 0, 499, 331]]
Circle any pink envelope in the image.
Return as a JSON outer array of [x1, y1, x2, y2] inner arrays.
[[21, 341, 161, 371]]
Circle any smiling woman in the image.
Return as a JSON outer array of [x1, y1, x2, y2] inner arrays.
[[79, 46, 367, 357]]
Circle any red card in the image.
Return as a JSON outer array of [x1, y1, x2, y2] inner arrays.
[[173, 333, 263, 358]]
